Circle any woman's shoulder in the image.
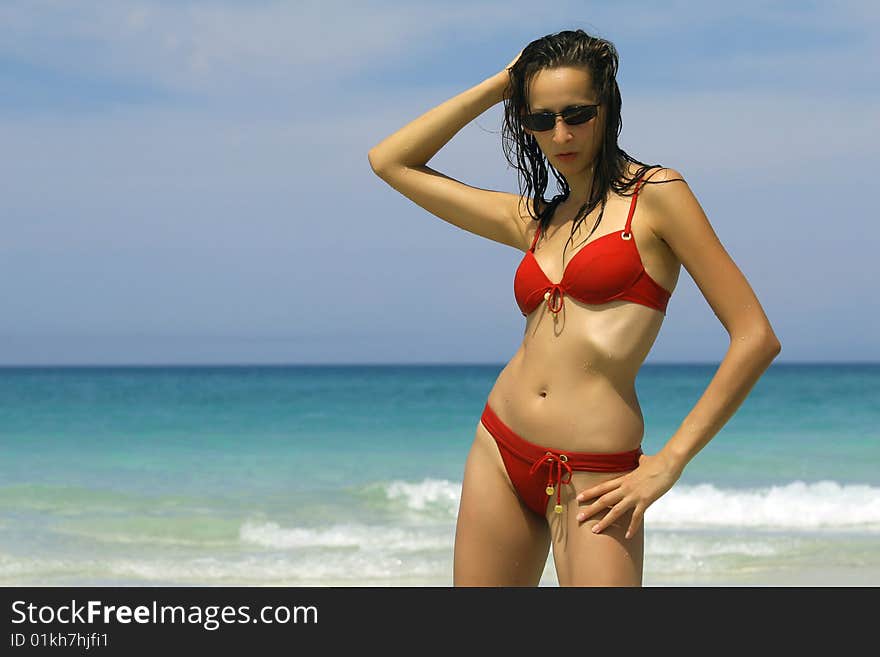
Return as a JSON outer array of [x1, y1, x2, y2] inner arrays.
[[632, 165, 697, 243], [515, 195, 558, 227], [633, 164, 688, 208], [642, 166, 684, 185], [634, 164, 686, 188], [522, 195, 552, 215]]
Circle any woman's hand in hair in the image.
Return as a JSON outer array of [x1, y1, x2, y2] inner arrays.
[[488, 48, 523, 104], [504, 48, 524, 73]]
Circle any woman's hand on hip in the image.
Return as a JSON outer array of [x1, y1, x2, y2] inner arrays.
[[574, 452, 683, 539]]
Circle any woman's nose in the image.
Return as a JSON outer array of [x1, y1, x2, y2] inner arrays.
[[552, 117, 573, 139]]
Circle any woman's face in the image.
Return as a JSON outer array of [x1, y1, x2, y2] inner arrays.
[[522, 66, 604, 176]]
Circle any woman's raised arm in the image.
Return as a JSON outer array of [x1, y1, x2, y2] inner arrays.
[[367, 56, 532, 250]]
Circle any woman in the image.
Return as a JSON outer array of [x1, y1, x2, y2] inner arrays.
[[368, 29, 781, 586]]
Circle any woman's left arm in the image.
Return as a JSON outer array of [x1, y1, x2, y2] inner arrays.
[[576, 168, 782, 538]]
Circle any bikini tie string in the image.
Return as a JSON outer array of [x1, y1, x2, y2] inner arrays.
[[543, 284, 564, 316], [528, 450, 573, 514]]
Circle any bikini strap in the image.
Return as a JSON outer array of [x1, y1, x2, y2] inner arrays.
[[623, 175, 646, 236], [529, 222, 542, 251]]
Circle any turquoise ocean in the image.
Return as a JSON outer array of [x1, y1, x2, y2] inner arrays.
[[1, 363, 877, 587]]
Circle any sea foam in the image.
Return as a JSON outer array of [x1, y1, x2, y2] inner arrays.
[[373, 478, 880, 531], [648, 480, 880, 531]]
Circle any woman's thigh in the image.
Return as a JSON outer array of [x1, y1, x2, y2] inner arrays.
[[548, 471, 644, 587], [453, 421, 551, 586]]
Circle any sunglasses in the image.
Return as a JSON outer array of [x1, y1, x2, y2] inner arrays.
[[521, 104, 600, 132]]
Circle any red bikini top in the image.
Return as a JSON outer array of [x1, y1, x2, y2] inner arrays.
[[514, 176, 672, 317]]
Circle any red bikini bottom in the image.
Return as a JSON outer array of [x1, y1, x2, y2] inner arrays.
[[479, 402, 642, 516]]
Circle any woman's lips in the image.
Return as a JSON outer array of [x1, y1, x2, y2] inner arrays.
[[555, 152, 578, 160]]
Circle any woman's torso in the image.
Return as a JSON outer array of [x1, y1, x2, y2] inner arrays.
[[486, 169, 681, 453]]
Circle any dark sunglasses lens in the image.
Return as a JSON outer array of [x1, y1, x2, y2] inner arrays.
[[522, 113, 553, 131], [563, 106, 596, 124], [522, 106, 596, 131]]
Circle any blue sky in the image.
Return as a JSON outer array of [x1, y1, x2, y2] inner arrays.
[[1, 1, 877, 365]]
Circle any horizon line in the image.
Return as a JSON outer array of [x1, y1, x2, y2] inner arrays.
[[0, 360, 877, 369]]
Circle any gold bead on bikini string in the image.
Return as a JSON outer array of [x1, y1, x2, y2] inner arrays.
[[554, 454, 568, 513]]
